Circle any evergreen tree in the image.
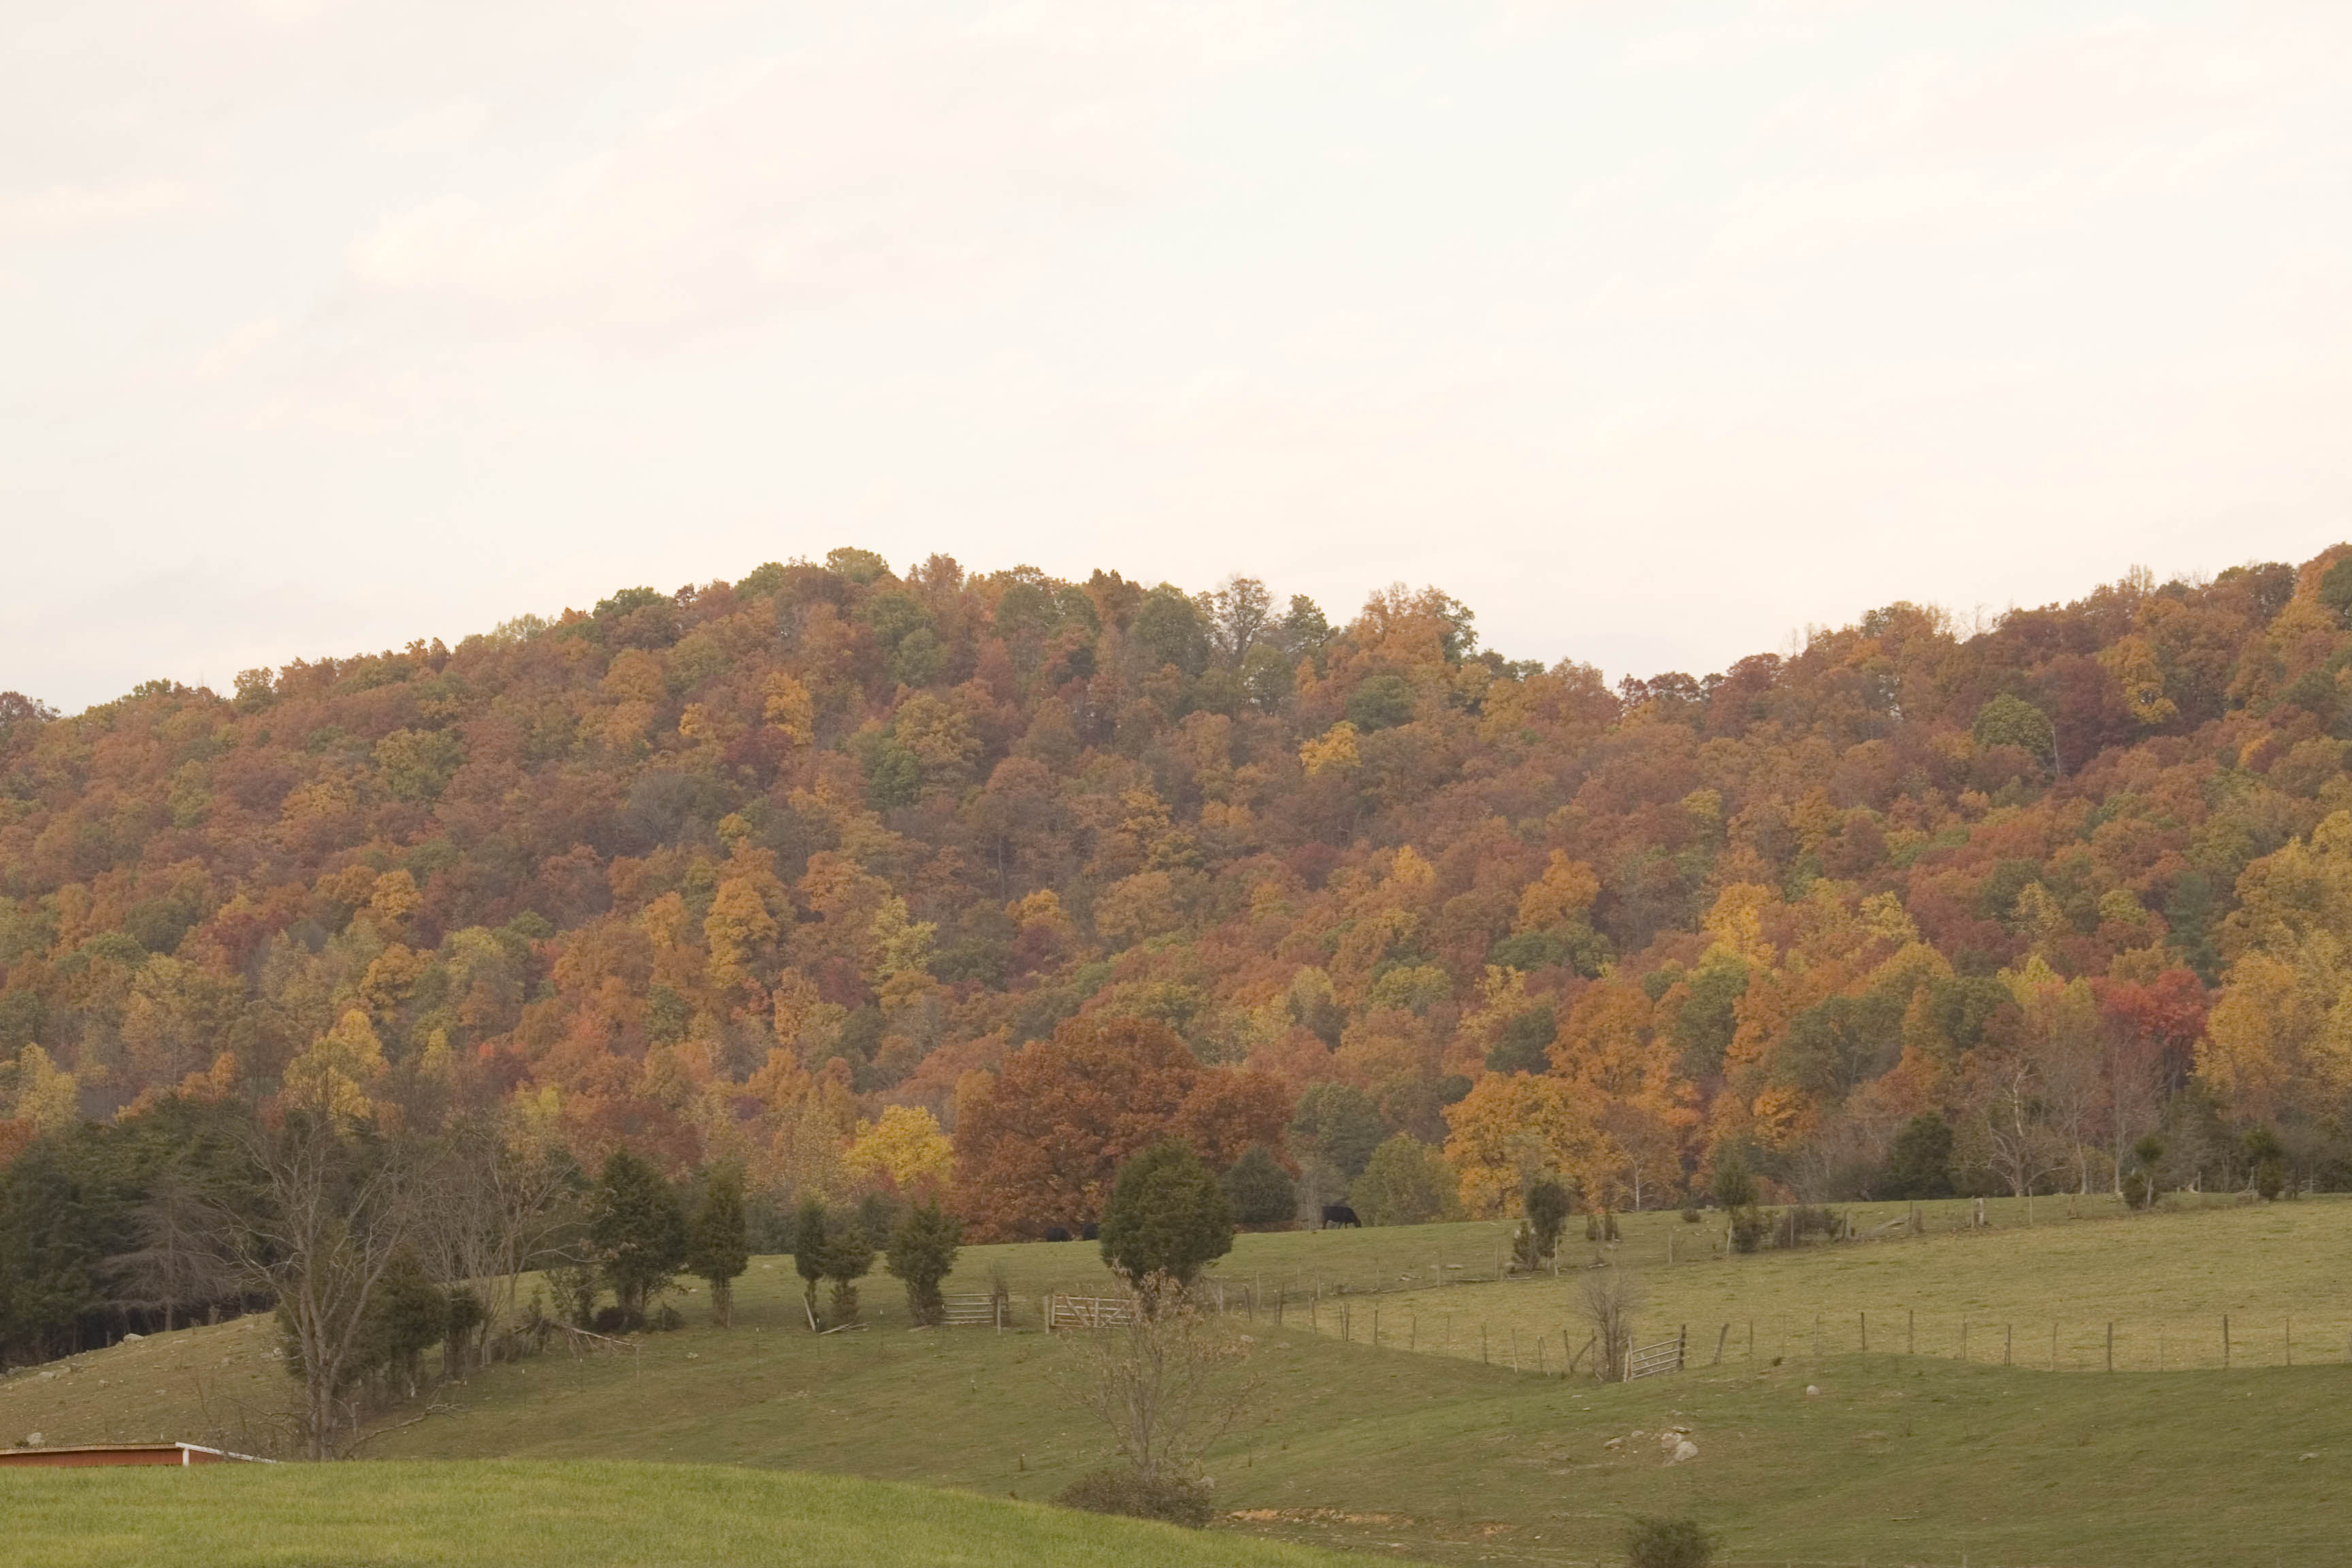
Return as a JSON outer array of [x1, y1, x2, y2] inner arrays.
[[790, 1198, 829, 1330], [885, 1201, 962, 1326], [588, 1149, 686, 1326], [1222, 1143, 1295, 1226], [1882, 1113, 1955, 1199], [1523, 1177, 1571, 1262], [684, 1165, 750, 1328], [818, 1220, 876, 1328], [1099, 1140, 1233, 1305]]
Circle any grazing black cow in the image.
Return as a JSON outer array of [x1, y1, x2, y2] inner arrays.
[[1321, 1204, 1360, 1229], [1080, 1220, 1098, 1241], [1043, 1226, 1072, 1243]]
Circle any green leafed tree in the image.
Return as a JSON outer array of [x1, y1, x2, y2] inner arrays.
[[1882, 1113, 1955, 1200], [589, 1149, 686, 1327], [790, 1198, 829, 1330], [1221, 1143, 1295, 1226], [885, 1200, 961, 1326], [1348, 1135, 1461, 1226], [684, 1164, 750, 1328], [1099, 1140, 1233, 1307]]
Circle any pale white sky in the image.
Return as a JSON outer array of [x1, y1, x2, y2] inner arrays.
[[5, 1, 2350, 711]]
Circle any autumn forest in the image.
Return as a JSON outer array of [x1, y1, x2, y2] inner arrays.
[[5, 546, 2352, 1271]]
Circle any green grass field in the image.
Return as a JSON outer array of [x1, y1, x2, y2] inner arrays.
[[1284, 1193, 2352, 1375], [3, 1192, 2347, 1566], [0, 1460, 1379, 1567]]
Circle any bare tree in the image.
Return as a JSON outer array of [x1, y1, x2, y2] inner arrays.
[[1578, 1267, 1644, 1382], [1065, 1272, 1255, 1486], [206, 1113, 417, 1459], [410, 1116, 578, 1371], [108, 1155, 244, 1331], [1967, 1050, 2070, 1199]]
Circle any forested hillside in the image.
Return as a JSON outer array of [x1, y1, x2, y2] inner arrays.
[[4, 545, 2351, 1260]]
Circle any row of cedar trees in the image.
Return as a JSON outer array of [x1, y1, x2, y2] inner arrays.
[[4, 549, 2352, 1250]]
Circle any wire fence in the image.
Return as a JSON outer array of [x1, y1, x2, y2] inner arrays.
[[1164, 1273, 2352, 1377]]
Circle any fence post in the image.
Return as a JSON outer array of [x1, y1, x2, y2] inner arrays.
[[2223, 1314, 2230, 1369], [1511, 1328, 1519, 1373], [1713, 1323, 1728, 1365], [1961, 1319, 1968, 1362], [1861, 1311, 1867, 1353], [2050, 1321, 2058, 1373], [1482, 1322, 1489, 1365], [1372, 1303, 1379, 1349], [2004, 1324, 2011, 1365], [2286, 1318, 2293, 1367], [1908, 1309, 1914, 1356]]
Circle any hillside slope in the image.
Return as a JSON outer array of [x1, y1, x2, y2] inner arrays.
[[3, 549, 2352, 1267], [0, 1458, 1387, 1568], [6, 1206, 2349, 1566]]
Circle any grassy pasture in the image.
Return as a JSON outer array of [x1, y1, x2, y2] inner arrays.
[[1283, 1193, 2352, 1375], [0, 1459, 1379, 1567], [4, 1192, 2349, 1565]]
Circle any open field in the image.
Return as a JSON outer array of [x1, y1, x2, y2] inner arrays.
[[1281, 1194, 2352, 1375], [4, 1194, 2349, 1566], [0, 1459, 1382, 1568]]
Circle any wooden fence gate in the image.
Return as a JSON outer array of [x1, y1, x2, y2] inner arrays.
[[1045, 1294, 1139, 1330], [1624, 1326, 1686, 1382]]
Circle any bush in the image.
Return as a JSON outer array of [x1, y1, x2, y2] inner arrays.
[[1056, 1469, 1214, 1529], [1729, 1209, 1769, 1254], [1678, 1205, 1702, 1224], [1584, 1209, 1620, 1243], [1624, 1514, 1716, 1568]]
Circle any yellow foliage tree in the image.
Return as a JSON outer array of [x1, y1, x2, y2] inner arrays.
[[8, 1044, 80, 1134], [843, 1105, 955, 1197], [1298, 721, 1360, 776], [705, 876, 779, 992], [1514, 850, 1599, 933], [1441, 1073, 1609, 1218], [283, 1009, 387, 1125]]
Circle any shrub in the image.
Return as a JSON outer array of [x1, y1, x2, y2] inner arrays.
[[1056, 1469, 1214, 1529], [1623, 1515, 1716, 1568], [1729, 1209, 1769, 1254], [1584, 1208, 1620, 1243], [1678, 1205, 1702, 1224]]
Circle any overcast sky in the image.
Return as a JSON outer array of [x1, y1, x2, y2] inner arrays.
[[5, 1, 2350, 712]]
